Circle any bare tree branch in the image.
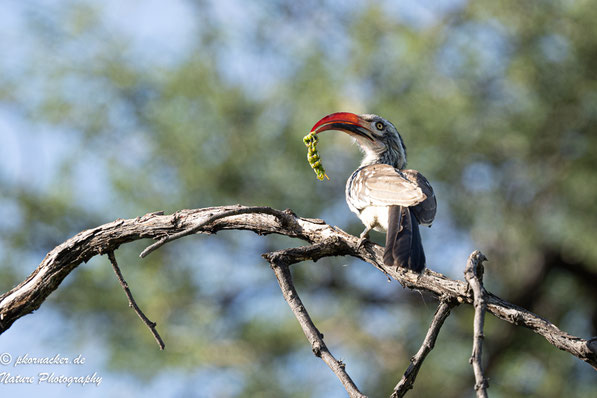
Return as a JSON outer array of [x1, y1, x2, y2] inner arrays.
[[264, 248, 367, 398], [139, 206, 284, 258], [0, 205, 595, 373], [391, 299, 457, 398], [464, 251, 489, 397], [107, 251, 165, 350]]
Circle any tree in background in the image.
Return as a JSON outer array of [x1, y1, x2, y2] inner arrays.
[[0, 1, 595, 397]]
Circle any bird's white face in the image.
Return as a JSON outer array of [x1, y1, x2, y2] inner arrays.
[[356, 114, 406, 168]]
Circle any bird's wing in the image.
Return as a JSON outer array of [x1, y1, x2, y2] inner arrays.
[[354, 164, 427, 207], [401, 169, 437, 226]]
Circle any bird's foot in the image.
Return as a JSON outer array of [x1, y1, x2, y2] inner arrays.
[[357, 230, 371, 250], [357, 237, 369, 250]]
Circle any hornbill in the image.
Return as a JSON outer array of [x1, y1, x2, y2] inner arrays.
[[310, 112, 436, 273]]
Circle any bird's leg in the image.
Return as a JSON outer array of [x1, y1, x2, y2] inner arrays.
[[357, 226, 372, 249]]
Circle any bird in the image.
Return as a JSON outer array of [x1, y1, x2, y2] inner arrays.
[[309, 112, 436, 273]]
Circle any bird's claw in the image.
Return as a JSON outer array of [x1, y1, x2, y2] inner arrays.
[[357, 237, 369, 250], [357, 231, 370, 250]]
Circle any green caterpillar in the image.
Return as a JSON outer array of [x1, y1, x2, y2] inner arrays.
[[303, 132, 329, 181]]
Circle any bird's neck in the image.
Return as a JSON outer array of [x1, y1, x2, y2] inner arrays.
[[359, 148, 404, 169]]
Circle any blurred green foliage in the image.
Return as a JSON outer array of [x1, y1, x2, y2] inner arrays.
[[1, 0, 596, 397]]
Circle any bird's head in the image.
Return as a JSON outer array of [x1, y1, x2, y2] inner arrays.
[[310, 112, 407, 169]]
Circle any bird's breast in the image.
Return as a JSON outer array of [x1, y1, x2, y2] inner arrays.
[[357, 206, 389, 232]]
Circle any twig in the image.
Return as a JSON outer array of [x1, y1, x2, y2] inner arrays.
[[107, 251, 165, 350], [391, 299, 457, 398], [264, 249, 368, 398], [139, 206, 283, 258], [464, 250, 489, 398]]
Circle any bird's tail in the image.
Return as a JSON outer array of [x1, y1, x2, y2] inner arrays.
[[383, 206, 426, 273]]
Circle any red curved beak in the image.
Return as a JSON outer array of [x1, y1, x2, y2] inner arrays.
[[310, 112, 374, 141]]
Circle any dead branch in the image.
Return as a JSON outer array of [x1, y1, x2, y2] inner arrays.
[[0, 205, 595, 379], [391, 298, 457, 398], [107, 251, 165, 350], [464, 251, 489, 397], [139, 206, 284, 258], [264, 248, 367, 398]]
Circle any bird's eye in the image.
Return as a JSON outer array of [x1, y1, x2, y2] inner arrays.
[[375, 121, 384, 130]]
